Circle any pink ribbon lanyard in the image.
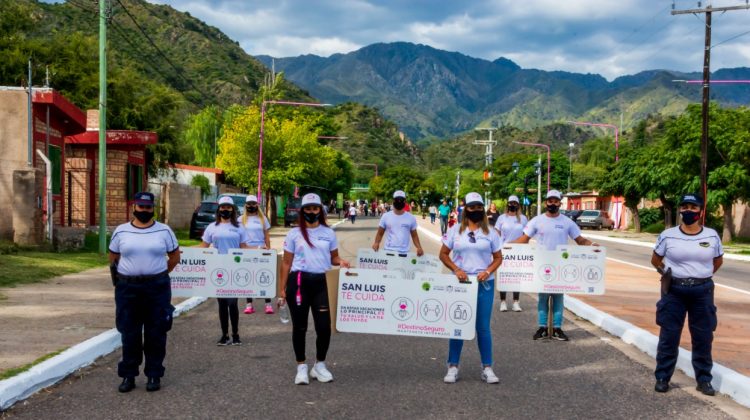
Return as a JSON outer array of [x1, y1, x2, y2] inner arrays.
[[295, 272, 302, 305]]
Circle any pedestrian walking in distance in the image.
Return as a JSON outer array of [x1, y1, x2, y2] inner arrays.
[[651, 194, 723, 396], [511, 190, 598, 342], [109, 192, 180, 393], [372, 190, 424, 256], [495, 195, 527, 312], [199, 195, 251, 346], [438, 199, 451, 235], [279, 193, 350, 385], [241, 195, 274, 315], [439, 192, 503, 384]]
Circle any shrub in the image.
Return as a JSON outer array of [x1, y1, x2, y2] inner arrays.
[[638, 207, 662, 227], [643, 222, 665, 234], [191, 174, 212, 197]]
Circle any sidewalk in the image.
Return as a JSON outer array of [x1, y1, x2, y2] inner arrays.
[[414, 215, 750, 377], [0, 226, 295, 375]]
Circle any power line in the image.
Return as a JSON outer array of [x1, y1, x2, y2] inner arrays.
[[113, 0, 212, 103], [712, 28, 750, 49]]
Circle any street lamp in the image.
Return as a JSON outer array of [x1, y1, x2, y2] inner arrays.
[[568, 142, 574, 192], [259, 100, 331, 202], [568, 121, 619, 162], [511, 161, 519, 175], [512, 141, 550, 191]]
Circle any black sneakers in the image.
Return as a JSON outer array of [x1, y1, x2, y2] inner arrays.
[[654, 379, 670, 393], [118, 377, 135, 393], [231, 334, 243, 346], [696, 382, 716, 396], [216, 335, 231, 346], [533, 327, 548, 340], [146, 377, 161, 392], [551, 328, 569, 341]]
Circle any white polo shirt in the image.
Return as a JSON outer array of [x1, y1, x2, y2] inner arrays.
[[654, 226, 723, 279], [523, 213, 581, 251], [202, 221, 251, 255], [241, 215, 270, 247], [109, 221, 178, 276], [442, 225, 501, 277], [495, 213, 528, 244], [379, 210, 417, 253]]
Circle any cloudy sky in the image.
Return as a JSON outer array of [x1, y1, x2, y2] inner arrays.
[[149, 0, 750, 80]]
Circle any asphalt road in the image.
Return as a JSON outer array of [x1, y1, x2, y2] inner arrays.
[[3, 217, 739, 419]]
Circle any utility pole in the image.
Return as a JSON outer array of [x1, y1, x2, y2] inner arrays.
[[27, 58, 32, 167], [98, 0, 108, 254], [475, 127, 497, 205], [455, 171, 461, 208], [672, 1, 750, 223], [536, 155, 542, 216]]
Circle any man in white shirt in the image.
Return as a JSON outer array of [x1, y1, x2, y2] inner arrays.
[[372, 190, 424, 256], [512, 190, 597, 341]]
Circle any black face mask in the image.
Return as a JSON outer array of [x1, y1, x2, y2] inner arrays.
[[303, 212, 319, 224], [465, 210, 485, 223], [546, 204, 560, 214], [219, 210, 233, 219], [245, 205, 258, 214], [680, 210, 700, 225], [508, 204, 519, 212], [133, 210, 153, 223], [393, 199, 406, 210]]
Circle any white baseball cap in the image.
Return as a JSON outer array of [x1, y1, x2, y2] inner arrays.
[[245, 195, 258, 204], [465, 192, 484, 206], [301, 193, 322, 207], [218, 196, 234, 206], [508, 195, 520, 203], [546, 190, 562, 200], [393, 190, 406, 199]]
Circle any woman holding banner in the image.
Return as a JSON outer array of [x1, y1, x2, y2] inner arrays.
[[279, 193, 350, 385], [241, 195, 274, 315], [495, 195, 528, 312], [199, 196, 251, 346], [439, 192, 503, 384]]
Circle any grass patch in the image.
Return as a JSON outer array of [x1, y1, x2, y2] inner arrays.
[[643, 222, 665, 234], [0, 348, 68, 380], [175, 229, 201, 248], [0, 251, 107, 288]]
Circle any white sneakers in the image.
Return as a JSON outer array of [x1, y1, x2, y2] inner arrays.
[[443, 366, 459, 383], [295, 364, 309, 385], [310, 361, 334, 383], [444, 366, 499, 384], [295, 362, 334, 384], [499, 301, 508, 312], [512, 301, 522, 312], [481, 367, 500, 384]]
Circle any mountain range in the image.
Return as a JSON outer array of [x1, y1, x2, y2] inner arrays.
[[258, 43, 750, 141]]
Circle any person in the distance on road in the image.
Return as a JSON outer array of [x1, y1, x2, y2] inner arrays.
[[439, 192, 503, 384], [511, 190, 597, 341], [372, 190, 424, 257], [109, 191, 180, 393], [199, 196, 251, 346], [438, 199, 451, 235], [651, 194, 723, 396], [494, 195, 528, 312], [279, 193, 350, 385], [348, 204, 357, 224], [240, 195, 274, 315]]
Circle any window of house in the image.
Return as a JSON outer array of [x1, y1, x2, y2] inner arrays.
[[48, 145, 61, 195], [126, 163, 143, 199]]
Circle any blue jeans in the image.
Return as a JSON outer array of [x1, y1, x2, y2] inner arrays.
[[448, 279, 494, 366], [655, 280, 716, 383], [537, 293, 564, 328]]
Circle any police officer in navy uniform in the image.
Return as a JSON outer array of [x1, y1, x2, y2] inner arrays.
[[651, 194, 723, 396], [109, 192, 180, 393]]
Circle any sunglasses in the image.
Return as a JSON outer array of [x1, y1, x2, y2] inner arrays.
[[468, 231, 476, 243]]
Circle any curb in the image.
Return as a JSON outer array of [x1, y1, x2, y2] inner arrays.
[[0, 297, 207, 411], [584, 233, 750, 263], [565, 296, 750, 408], [418, 224, 750, 408]]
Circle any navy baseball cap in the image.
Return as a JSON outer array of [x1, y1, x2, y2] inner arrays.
[[134, 191, 155, 206], [679, 193, 703, 207]]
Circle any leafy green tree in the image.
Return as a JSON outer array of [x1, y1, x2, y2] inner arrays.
[[183, 105, 222, 167], [190, 174, 211, 198], [369, 165, 425, 200]]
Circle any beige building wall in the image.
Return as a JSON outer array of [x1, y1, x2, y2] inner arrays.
[[0, 90, 31, 240]]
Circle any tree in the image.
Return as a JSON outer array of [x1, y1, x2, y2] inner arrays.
[[190, 174, 211, 198], [183, 105, 222, 167], [369, 165, 426, 200]]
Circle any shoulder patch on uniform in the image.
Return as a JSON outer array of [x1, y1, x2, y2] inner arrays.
[[699, 242, 710, 248]]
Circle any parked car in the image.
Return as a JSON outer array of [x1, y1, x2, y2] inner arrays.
[[284, 197, 302, 227], [189, 201, 218, 239], [221, 193, 248, 215], [576, 210, 614, 230], [563, 209, 584, 222]]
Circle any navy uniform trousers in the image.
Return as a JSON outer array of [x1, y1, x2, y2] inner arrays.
[[115, 274, 174, 379], [655, 280, 717, 383]]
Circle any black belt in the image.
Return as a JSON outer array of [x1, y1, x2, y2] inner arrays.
[[117, 271, 169, 284], [671, 277, 711, 287]]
